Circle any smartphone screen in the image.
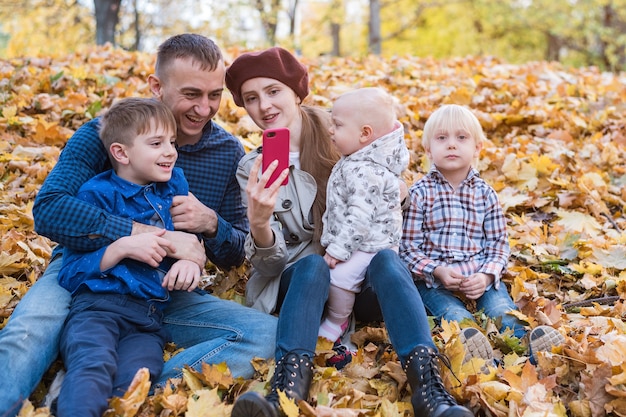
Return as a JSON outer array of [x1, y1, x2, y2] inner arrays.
[[262, 128, 290, 187]]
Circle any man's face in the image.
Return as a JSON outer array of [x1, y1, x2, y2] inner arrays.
[[152, 57, 225, 146]]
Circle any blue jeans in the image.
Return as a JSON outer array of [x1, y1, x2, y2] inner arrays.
[[0, 255, 68, 417], [354, 250, 435, 363], [0, 255, 277, 416], [276, 251, 435, 365], [415, 279, 527, 339], [275, 255, 330, 360], [58, 292, 167, 417], [159, 289, 277, 385]]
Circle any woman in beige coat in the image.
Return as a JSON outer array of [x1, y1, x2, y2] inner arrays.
[[226, 47, 474, 417]]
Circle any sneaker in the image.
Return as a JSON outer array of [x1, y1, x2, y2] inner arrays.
[[459, 327, 494, 364], [528, 325, 565, 363], [326, 341, 353, 370]]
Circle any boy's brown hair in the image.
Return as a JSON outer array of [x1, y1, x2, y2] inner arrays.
[[99, 97, 176, 163]]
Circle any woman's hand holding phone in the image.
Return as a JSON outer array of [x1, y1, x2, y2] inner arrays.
[[262, 128, 290, 187], [245, 155, 289, 248]]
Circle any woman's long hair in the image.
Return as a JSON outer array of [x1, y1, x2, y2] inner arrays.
[[299, 105, 340, 242]]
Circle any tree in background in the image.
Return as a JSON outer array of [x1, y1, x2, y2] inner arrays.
[[0, 0, 93, 57], [2, 0, 626, 71], [94, 0, 121, 45]]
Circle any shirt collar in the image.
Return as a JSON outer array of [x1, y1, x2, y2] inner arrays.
[[428, 166, 479, 187], [108, 170, 158, 198]]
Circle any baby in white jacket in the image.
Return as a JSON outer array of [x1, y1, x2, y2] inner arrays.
[[319, 87, 410, 343]]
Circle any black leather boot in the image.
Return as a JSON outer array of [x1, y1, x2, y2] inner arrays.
[[404, 345, 474, 417], [231, 351, 313, 417]]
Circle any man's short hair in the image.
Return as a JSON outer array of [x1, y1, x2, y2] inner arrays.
[[155, 33, 222, 78]]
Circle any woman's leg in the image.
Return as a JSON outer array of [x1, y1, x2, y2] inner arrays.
[[231, 255, 329, 417], [274, 254, 330, 360], [358, 250, 435, 361]]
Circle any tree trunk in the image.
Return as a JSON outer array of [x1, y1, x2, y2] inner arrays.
[[94, 0, 121, 46], [287, 0, 299, 38], [331, 22, 341, 56], [132, 0, 140, 51], [545, 32, 561, 62], [369, 0, 381, 55]]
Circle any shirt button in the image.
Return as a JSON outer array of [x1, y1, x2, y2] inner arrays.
[[282, 200, 293, 209], [290, 233, 299, 242]]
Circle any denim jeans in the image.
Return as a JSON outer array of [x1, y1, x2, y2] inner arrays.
[[415, 279, 527, 339], [275, 251, 435, 366], [0, 255, 277, 416], [0, 255, 68, 417], [158, 289, 277, 385], [354, 250, 436, 363], [274, 254, 330, 360], [58, 292, 167, 417]]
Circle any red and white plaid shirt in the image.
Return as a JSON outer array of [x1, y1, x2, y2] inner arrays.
[[400, 167, 510, 288]]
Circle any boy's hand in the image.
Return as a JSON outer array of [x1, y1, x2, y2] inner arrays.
[[101, 229, 173, 270], [132, 223, 206, 267], [162, 259, 202, 292], [323, 253, 342, 269], [433, 266, 465, 291], [459, 272, 491, 300]]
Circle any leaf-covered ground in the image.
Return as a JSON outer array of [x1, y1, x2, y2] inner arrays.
[[2, 46, 626, 417]]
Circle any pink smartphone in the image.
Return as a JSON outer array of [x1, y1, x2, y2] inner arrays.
[[262, 128, 290, 187]]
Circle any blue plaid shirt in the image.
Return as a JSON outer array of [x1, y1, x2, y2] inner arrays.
[[400, 167, 510, 288], [33, 118, 248, 269]]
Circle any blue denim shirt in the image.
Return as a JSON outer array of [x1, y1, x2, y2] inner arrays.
[[57, 168, 188, 302], [33, 118, 248, 269]]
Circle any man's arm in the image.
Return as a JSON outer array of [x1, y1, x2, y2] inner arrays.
[[201, 172, 248, 269], [33, 120, 205, 265], [32, 119, 133, 251], [175, 126, 248, 269]]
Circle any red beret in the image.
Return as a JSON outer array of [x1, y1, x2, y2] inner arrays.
[[226, 47, 309, 107]]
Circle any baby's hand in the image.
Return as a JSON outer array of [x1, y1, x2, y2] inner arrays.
[[323, 253, 342, 269], [459, 273, 491, 300], [162, 259, 201, 292], [434, 266, 465, 291]]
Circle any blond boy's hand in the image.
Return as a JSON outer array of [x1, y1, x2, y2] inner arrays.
[[433, 266, 465, 291], [459, 272, 491, 300]]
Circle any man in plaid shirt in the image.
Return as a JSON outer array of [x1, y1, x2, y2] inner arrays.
[[0, 34, 277, 417]]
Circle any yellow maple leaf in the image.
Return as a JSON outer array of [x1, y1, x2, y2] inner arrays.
[[591, 246, 626, 270], [555, 210, 602, 236], [2, 105, 17, 118], [200, 361, 234, 389], [529, 154, 559, 176], [106, 367, 150, 417], [185, 388, 231, 417], [278, 389, 299, 417]]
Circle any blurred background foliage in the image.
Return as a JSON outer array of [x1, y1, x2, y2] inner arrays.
[[1, 0, 626, 71]]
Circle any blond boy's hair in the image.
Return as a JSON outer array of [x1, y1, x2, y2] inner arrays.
[[421, 104, 486, 150]]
